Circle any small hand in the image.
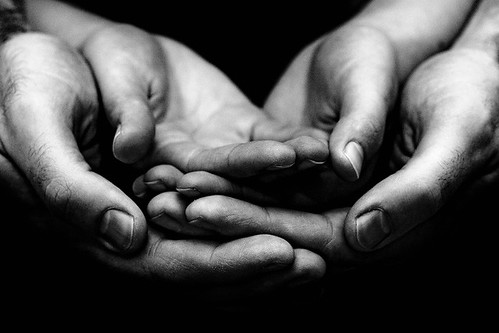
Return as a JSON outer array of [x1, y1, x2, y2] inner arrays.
[[159, 24, 398, 211], [80, 26, 329, 181], [178, 47, 499, 262], [263, 22, 398, 182]]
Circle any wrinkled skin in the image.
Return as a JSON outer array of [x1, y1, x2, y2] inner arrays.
[[0, 32, 327, 299], [139, 31, 499, 269], [137, 24, 400, 215]]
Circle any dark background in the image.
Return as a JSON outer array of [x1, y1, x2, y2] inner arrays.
[[4, 1, 495, 327]]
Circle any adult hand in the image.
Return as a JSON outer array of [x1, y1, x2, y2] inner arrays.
[[343, 46, 499, 251], [138, 0, 495, 267], [0, 32, 147, 254], [0, 32, 326, 297], [26, 0, 329, 173], [153, 22, 400, 213], [151, 28, 499, 265]]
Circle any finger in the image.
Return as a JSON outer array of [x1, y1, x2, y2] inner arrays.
[[252, 118, 330, 167], [145, 233, 299, 282], [282, 136, 329, 171], [177, 171, 281, 203], [94, 68, 156, 165], [176, 171, 319, 209], [83, 27, 167, 164], [183, 195, 354, 262], [316, 34, 398, 181], [161, 140, 298, 177], [4, 111, 147, 255], [147, 191, 214, 236], [195, 248, 327, 300], [343, 126, 479, 252], [132, 165, 184, 198]]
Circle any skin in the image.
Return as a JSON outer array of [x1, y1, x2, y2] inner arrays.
[[0, 1, 331, 296], [170, 4, 499, 264], [139, 0, 496, 269], [137, 0, 477, 213]]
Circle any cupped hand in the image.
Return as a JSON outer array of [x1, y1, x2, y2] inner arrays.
[[177, 23, 399, 211], [182, 47, 499, 262], [342, 46, 499, 251], [141, 24, 399, 212], [0, 32, 147, 254], [141, 168, 446, 272], [139, 25, 499, 268], [0, 32, 326, 295], [263, 22, 398, 184], [81, 25, 329, 180]]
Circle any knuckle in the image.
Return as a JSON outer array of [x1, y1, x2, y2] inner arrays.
[[26, 143, 76, 221], [43, 177, 75, 221]]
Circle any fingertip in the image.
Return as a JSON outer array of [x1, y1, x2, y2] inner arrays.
[[331, 140, 364, 182], [344, 207, 392, 252], [184, 195, 220, 222], [251, 234, 295, 271], [146, 191, 187, 220], [132, 175, 147, 198], [176, 171, 212, 198], [285, 135, 329, 164], [256, 141, 296, 170], [292, 248, 327, 280], [113, 122, 154, 164], [100, 207, 148, 255]]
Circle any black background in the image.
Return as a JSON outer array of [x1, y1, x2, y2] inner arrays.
[[3, 1, 495, 327]]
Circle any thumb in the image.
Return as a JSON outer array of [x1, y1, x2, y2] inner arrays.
[[4, 108, 147, 255], [312, 30, 398, 181], [83, 27, 168, 164], [92, 63, 157, 165], [344, 126, 477, 252]]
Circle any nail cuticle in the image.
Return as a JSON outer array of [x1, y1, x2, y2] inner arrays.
[[100, 209, 135, 253], [343, 141, 364, 181], [177, 187, 201, 194], [144, 180, 163, 186], [267, 162, 295, 170], [355, 208, 391, 250]]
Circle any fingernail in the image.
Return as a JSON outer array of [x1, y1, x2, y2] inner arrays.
[[144, 180, 168, 192], [343, 141, 364, 181], [132, 178, 147, 198], [355, 209, 391, 250], [112, 125, 122, 159], [100, 209, 134, 253], [150, 212, 182, 233], [298, 159, 327, 171], [267, 162, 295, 171], [189, 217, 217, 231], [176, 187, 202, 198]]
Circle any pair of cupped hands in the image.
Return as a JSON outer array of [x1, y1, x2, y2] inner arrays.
[[1, 14, 498, 299]]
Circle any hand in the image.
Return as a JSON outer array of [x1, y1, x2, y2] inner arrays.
[[264, 23, 397, 184], [120, 34, 331, 211], [157, 23, 400, 211], [25, 0, 329, 173], [342, 46, 499, 251], [139, 11, 499, 268], [171, 44, 499, 265], [0, 32, 147, 254], [0, 32, 326, 297]]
